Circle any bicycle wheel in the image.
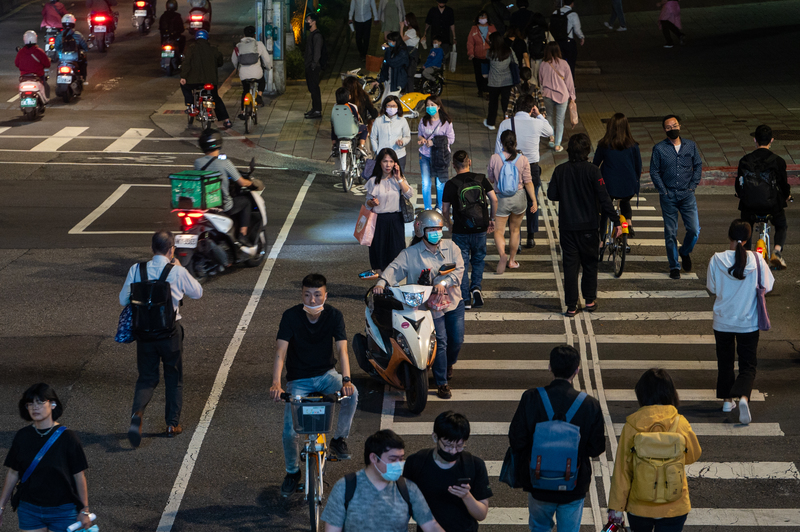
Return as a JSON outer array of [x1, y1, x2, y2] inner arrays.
[[308, 453, 321, 531], [598, 218, 612, 261], [244, 110, 252, 134], [614, 233, 627, 277]]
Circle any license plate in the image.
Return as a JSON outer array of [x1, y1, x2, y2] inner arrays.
[[161, 50, 175, 57], [302, 406, 325, 415], [94, 25, 106, 32], [339, 140, 351, 151], [21, 97, 37, 107], [190, 21, 202, 28], [134, 9, 147, 15], [175, 234, 198, 248], [57, 75, 72, 83]]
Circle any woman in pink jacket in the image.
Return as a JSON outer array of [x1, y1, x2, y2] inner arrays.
[[538, 42, 575, 153], [466, 11, 495, 99], [657, 0, 685, 48]]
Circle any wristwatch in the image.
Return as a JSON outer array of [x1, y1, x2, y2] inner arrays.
[[342, 376, 352, 383]]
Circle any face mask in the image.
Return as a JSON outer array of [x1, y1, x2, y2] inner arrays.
[[433, 43, 440, 48], [303, 296, 326, 317], [426, 106, 437, 116], [478, 17, 488, 24], [389, 42, 395, 47], [437, 446, 461, 462], [666, 129, 680, 140], [386, 107, 398, 116], [378, 457, 405, 482], [426, 230, 443, 245], [304, 22, 311, 31]]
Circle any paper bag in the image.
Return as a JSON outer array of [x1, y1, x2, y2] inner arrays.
[[354, 205, 377, 246]]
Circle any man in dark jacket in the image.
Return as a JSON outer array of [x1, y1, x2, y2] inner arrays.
[[179, 30, 231, 127], [736, 124, 792, 269], [159, 0, 185, 54], [304, 12, 324, 119], [508, 345, 604, 532], [548, 133, 620, 316]]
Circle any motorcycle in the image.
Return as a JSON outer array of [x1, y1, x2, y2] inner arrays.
[[173, 158, 268, 280], [412, 66, 444, 97], [160, 35, 182, 76], [132, 0, 155, 34], [88, 11, 117, 52], [187, 83, 216, 129], [18, 74, 47, 120], [352, 264, 456, 414], [54, 50, 84, 103], [187, 7, 210, 35], [340, 68, 382, 103], [44, 27, 60, 63]]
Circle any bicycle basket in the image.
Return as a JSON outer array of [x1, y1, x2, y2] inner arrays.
[[290, 401, 336, 434]]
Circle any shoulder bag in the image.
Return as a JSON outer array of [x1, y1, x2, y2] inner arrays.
[[10, 426, 67, 511], [753, 251, 771, 331], [400, 191, 415, 223], [114, 304, 134, 343]]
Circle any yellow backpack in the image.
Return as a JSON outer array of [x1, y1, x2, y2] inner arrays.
[[630, 417, 687, 503]]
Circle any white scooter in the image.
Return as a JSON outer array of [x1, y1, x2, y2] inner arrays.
[[352, 264, 455, 414], [19, 74, 48, 120]]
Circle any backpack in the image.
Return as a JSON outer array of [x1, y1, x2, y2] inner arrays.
[[529, 387, 586, 491], [495, 154, 520, 197], [630, 416, 687, 503], [235, 39, 260, 66], [549, 8, 573, 42], [130, 262, 176, 342], [739, 153, 781, 213], [456, 174, 491, 231], [61, 33, 78, 54], [527, 25, 547, 60], [344, 472, 412, 515]]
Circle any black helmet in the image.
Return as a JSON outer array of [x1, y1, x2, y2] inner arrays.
[[199, 129, 223, 153], [166, 0, 178, 10]]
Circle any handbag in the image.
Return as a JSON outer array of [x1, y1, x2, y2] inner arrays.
[[510, 59, 520, 85], [400, 194, 415, 223], [354, 205, 377, 246], [10, 426, 67, 511], [753, 251, 771, 331], [568, 99, 579, 128], [114, 305, 134, 343], [499, 446, 519, 488]]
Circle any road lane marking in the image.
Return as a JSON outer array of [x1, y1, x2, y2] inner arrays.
[[157, 173, 316, 532], [68, 184, 170, 234], [484, 254, 670, 262], [0, 127, 10, 134], [594, 334, 716, 344], [465, 312, 566, 321], [464, 334, 568, 343], [423, 389, 763, 402], [103, 128, 154, 152], [485, 272, 700, 280], [7, 94, 19, 102], [466, 311, 712, 321], [29, 126, 89, 151], [392, 422, 785, 437], [455, 360, 720, 370], [482, 290, 709, 299]]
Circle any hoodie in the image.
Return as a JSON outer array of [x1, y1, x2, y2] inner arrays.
[[707, 250, 774, 333], [609, 405, 701, 518]]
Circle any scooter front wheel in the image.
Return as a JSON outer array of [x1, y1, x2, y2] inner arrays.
[[404, 364, 428, 415], [244, 229, 267, 267]]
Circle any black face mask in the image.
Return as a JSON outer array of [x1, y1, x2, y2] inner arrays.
[[666, 129, 680, 140], [304, 22, 311, 31], [437, 445, 461, 462]]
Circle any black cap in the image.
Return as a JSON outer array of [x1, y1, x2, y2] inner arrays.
[[306, 11, 319, 21], [751, 124, 773, 145]]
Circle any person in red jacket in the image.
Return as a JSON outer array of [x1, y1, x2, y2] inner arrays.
[[41, 0, 67, 28], [15, 31, 51, 100]]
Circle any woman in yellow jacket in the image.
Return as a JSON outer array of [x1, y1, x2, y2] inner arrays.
[[608, 368, 702, 532]]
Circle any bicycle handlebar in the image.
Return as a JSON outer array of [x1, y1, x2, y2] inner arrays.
[[280, 392, 348, 403]]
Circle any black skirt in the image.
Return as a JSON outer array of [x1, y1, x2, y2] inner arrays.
[[369, 211, 406, 271]]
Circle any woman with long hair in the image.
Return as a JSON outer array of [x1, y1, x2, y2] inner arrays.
[[538, 41, 575, 152], [707, 219, 774, 425], [378, 31, 410, 93], [466, 10, 495, 98], [401, 12, 421, 92], [593, 113, 642, 236], [342, 75, 378, 127], [370, 95, 412, 172], [417, 95, 455, 211], [364, 148, 414, 273], [484, 33, 518, 130], [487, 130, 536, 274]]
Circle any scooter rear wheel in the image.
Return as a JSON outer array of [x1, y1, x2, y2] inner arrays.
[[404, 364, 428, 414]]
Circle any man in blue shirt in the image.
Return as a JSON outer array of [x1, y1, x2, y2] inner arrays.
[[649, 115, 703, 279]]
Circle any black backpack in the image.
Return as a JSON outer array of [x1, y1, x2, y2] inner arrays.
[[549, 8, 573, 41], [131, 262, 176, 342], [456, 174, 491, 231], [527, 24, 547, 60], [61, 32, 78, 53], [344, 472, 412, 514], [739, 153, 781, 213]]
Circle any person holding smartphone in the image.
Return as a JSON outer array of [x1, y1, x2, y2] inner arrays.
[[403, 411, 492, 531]]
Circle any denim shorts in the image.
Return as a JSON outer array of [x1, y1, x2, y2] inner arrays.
[[18, 501, 78, 531]]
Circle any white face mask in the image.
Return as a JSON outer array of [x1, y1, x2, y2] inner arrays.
[[386, 107, 398, 117], [303, 294, 326, 317], [478, 17, 488, 24]]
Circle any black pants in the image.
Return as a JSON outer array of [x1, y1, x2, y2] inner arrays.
[[557, 38, 577, 77], [742, 208, 788, 249], [354, 19, 372, 58], [526, 163, 541, 239], [181, 83, 230, 121], [241, 77, 266, 107], [601, 194, 634, 234], [131, 322, 184, 427], [486, 85, 512, 127], [561, 229, 599, 309], [628, 513, 688, 532], [661, 20, 684, 45], [405, 49, 419, 93], [306, 65, 322, 113], [225, 195, 252, 239], [472, 57, 489, 93], [714, 329, 759, 400]]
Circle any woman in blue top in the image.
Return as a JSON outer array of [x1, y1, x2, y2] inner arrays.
[[379, 32, 410, 92], [592, 113, 642, 237]]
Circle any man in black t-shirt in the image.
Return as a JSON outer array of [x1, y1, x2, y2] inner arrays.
[[404, 411, 493, 532], [269, 274, 358, 497], [424, 0, 456, 58], [442, 150, 498, 312]]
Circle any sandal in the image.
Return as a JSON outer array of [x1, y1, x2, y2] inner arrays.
[[565, 307, 577, 317], [554, 145, 564, 153], [585, 301, 599, 312], [508, 260, 520, 269]]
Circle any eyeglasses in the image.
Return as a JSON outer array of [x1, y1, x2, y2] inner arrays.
[[664, 125, 680, 131], [439, 440, 466, 452], [26, 400, 50, 409]]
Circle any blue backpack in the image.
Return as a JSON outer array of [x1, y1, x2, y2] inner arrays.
[[530, 387, 586, 491], [495, 154, 520, 197]]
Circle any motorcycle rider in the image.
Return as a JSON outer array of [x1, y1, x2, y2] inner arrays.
[[55, 14, 88, 81], [159, 0, 185, 55], [232, 25, 271, 116], [194, 129, 257, 254], [15, 31, 51, 101], [86, 0, 118, 36], [41, 0, 67, 29], [180, 29, 232, 128]]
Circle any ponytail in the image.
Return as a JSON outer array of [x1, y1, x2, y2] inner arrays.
[[727, 219, 752, 280], [500, 130, 517, 161]]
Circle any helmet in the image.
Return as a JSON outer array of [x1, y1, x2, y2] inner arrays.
[[195, 29, 208, 40], [61, 13, 76, 28], [23, 30, 38, 45], [413, 210, 444, 238], [166, 0, 178, 10], [199, 129, 223, 153]]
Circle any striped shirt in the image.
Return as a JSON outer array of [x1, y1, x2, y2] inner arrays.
[[649, 138, 703, 199]]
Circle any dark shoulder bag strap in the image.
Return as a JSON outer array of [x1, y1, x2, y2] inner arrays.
[[20, 426, 67, 483], [201, 156, 218, 171], [159, 263, 175, 282], [343, 472, 357, 511], [396, 477, 413, 517], [139, 261, 148, 282]]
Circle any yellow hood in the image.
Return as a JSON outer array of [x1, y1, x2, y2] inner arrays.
[[625, 404, 679, 432]]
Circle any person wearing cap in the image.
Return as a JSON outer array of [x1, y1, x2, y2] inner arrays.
[[373, 210, 465, 399], [304, 12, 324, 119], [232, 25, 272, 116], [180, 30, 232, 128], [736, 125, 791, 269]]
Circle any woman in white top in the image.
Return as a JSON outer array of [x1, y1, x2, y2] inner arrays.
[[370, 96, 412, 173], [401, 12, 421, 92], [706, 219, 774, 425], [365, 148, 415, 273]]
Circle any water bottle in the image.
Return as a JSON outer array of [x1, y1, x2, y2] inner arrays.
[[66, 513, 96, 532]]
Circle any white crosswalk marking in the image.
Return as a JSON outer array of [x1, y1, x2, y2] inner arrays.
[[484, 272, 700, 280], [482, 290, 709, 299], [423, 389, 764, 402], [455, 359, 720, 370], [0, 127, 10, 134], [30, 126, 89, 151], [103, 128, 154, 152], [479, 461, 800, 479]]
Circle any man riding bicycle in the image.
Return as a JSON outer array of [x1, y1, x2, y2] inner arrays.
[[232, 25, 271, 117]]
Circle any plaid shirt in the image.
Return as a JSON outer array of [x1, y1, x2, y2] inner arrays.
[[649, 138, 703, 199], [506, 83, 545, 118]]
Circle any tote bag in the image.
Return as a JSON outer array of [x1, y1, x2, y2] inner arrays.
[[354, 205, 377, 246], [753, 252, 771, 331]]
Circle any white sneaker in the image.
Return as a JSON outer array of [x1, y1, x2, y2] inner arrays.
[[664, 44, 674, 48], [239, 244, 257, 256], [722, 400, 736, 413], [483, 119, 496, 131], [617, 26, 627, 32], [603, 22, 613, 30], [739, 397, 752, 425]]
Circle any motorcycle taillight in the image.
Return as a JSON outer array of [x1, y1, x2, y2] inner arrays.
[[135, 1, 146, 6], [94, 15, 107, 22], [59, 66, 72, 74], [163, 45, 173, 50], [190, 14, 204, 21], [48, 37, 55, 44], [203, 83, 214, 90]]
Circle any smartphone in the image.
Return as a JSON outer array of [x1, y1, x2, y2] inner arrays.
[[457, 477, 471, 484]]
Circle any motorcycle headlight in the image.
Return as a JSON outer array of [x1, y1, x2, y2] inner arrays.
[[428, 331, 437, 363], [402, 291, 425, 308]]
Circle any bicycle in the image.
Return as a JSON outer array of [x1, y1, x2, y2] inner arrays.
[[241, 79, 259, 134], [599, 199, 629, 278], [751, 214, 772, 263], [280, 392, 349, 532], [340, 68, 383, 103]]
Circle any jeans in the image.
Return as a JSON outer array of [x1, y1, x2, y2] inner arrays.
[[432, 300, 465, 385], [561, 230, 599, 309], [526, 164, 541, 237], [628, 513, 688, 532], [18, 502, 78, 532], [715, 329, 759, 400], [661, 20, 684, 46], [487, 85, 512, 127], [283, 369, 359, 473], [659, 191, 700, 271], [354, 19, 372, 58], [527, 494, 584, 532], [544, 97, 568, 147], [452, 232, 487, 300], [306, 65, 322, 112], [609, 0, 627, 27], [420, 154, 446, 210], [132, 322, 183, 427]]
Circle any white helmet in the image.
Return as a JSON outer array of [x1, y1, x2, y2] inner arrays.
[[61, 13, 76, 27], [23, 30, 38, 45]]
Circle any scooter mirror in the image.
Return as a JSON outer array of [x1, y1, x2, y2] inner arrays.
[[359, 269, 379, 280], [248, 157, 256, 175], [438, 263, 456, 276]]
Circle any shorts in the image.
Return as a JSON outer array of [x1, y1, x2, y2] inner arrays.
[[18, 502, 78, 531], [496, 188, 527, 217]]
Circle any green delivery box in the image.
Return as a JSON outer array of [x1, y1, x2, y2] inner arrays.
[[169, 170, 223, 209]]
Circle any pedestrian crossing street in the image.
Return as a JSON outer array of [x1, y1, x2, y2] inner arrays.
[[390, 186, 799, 529], [0, 126, 197, 154]]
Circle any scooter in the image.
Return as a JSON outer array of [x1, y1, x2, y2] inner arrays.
[[88, 11, 117, 52], [187, 7, 210, 35], [18, 74, 47, 120], [173, 158, 268, 280], [54, 50, 84, 103], [132, 0, 155, 34], [44, 27, 60, 63], [352, 264, 455, 414]]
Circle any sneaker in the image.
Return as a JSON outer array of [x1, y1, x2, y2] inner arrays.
[[256, 94, 265, 106], [329, 437, 352, 460], [437, 384, 452, 399], [663, 44, 674, 48], [722, 400, 736, 413], [669, 269, 681, 280], [238, 244, 257, 256], [464, 296, 472, 310], [471, 289, 484, 308], [680, 252, 692, 272], [617, 26, 627, 31], [525, 237, 535, 249], [770, 251, 787, 270], [603, 22, 613, 30], [221, 119, 233, 129], [128, 411, 143, 448], [739, 397, 751, 425], [237, 112, 246, 120], [483, 119, 496, 131], [280, 471, 301, 497]]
